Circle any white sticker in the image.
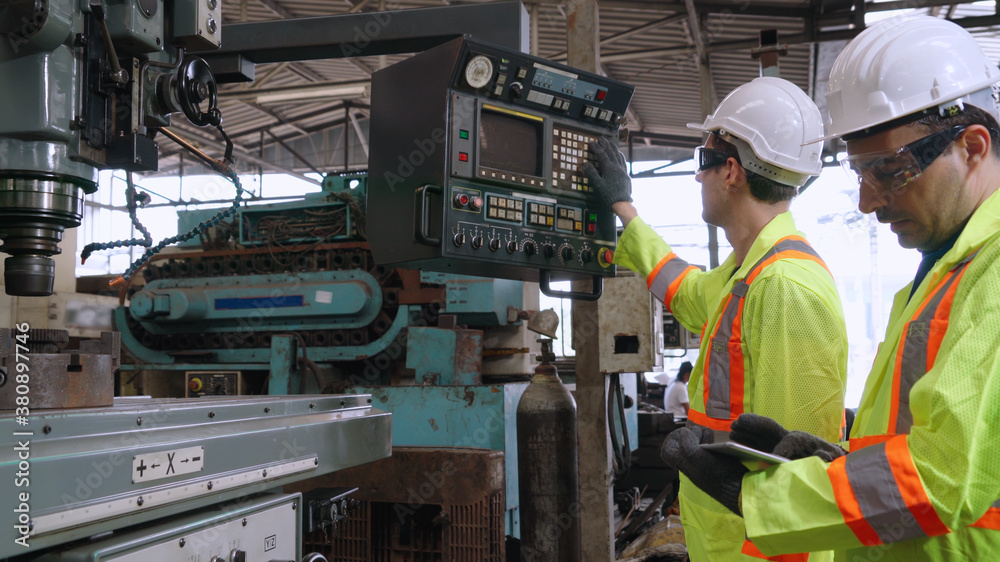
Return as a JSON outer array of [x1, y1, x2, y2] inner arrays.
[[315, 290, 333, 304], [132, 446, 204, 483]]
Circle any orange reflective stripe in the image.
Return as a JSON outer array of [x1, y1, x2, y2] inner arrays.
[[687, 409, 734, 432], [647, 253, 675, 290], [647, 252, 699, 313], [884, 437, 950, 537], [828, 455, 883, 545], [849, 434, 893, 450], [664, 265, 698, 313], [740, 539, 810, 561], [972, 507, 1000, 530], [729, 296, 747, 416]]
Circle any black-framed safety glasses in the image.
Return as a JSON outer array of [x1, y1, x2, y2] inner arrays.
[[694, 146, 734, 173], [842, 125, 968, 193]]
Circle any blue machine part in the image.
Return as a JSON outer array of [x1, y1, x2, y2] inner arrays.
[[351, 383, 528, 538], [421, 272, 523, 326], [129, 270, 382, 333], [115, 304, 412, 366], [406, 327, 484, 386]]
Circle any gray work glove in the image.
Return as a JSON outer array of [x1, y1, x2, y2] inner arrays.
[[582, 136, 632, 208], [729, 413, 847, 462], [660, 426, 746, 516]]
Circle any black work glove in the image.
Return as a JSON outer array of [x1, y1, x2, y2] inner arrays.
[[582, 136, 632, 208], [660, 427, 746, 516], [729, 413, 847, 462]]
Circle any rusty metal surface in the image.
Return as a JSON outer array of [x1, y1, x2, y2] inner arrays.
[[290, 447, 506, 562], [0, 330, 119, 409], [287, 446, 504, 505]]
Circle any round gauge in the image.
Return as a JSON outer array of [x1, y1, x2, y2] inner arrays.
[[464, 55, 494, 89]]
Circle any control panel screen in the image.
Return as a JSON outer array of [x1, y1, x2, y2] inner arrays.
[[480, 105, 544, 178]]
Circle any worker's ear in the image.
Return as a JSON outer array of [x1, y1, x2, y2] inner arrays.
[[722, 157, 746, 191], [958, 124, 992, 171]]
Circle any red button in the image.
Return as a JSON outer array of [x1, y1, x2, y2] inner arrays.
[[459, 152, 469, 162], [596, 89, 607, 101], [459, 194, 469, 206], [602, 249, 614, 264], [587, 224, 596, 233]]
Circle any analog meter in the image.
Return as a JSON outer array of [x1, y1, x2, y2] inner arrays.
[[464, 55, 494, 88]]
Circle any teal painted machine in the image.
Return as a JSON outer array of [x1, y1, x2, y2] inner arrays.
[[118, 173, 639, 540]]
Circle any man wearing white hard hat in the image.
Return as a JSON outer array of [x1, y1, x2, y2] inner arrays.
[[660, 15, 1000, 560], [584, 76, 848, 561]]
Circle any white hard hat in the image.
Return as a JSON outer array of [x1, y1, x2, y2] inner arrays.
[[819, 15, 1000, 141], [688, 76, 824, 187]]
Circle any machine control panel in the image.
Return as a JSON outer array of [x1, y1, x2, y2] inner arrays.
[[367, 36, 634, 291]]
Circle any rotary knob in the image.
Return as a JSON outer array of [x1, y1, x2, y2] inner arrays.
[[542, 244, 555, 259], [580, 248, 593, 263], [510, 83, 523, 98], [560, 246, 574, 262], [489, 238, 501, 252], [507, 240, 519, 254], [471, 235, 484, 249], [453, 232, 467, 247], [523, 240, 537, 256]]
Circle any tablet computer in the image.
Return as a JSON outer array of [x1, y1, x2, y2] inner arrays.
[[701, 441, 789, 469]]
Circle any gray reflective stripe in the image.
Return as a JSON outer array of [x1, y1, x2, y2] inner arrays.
[[706, 294, 742, 418], [845, 444, 930, 543], [648, 255, 694, 304], [895, 254, 975, 434]]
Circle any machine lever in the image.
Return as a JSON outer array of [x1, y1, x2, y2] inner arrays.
[[415, 185, 443, 246], [89, 0, 128, 84], [539, 270, 604, 301]]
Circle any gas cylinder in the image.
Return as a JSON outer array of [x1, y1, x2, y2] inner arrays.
[[516, 339, 581, 561]]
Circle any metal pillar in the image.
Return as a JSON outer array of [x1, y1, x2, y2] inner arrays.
[[567, 1, 613, 558]]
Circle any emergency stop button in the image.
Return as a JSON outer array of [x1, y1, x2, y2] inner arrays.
[[600, 248, 614, 266]]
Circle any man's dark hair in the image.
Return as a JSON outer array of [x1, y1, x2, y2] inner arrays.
[[712, 133, 798, 204], [914, 104, 1000, 159], [676, 361, 694, 382]]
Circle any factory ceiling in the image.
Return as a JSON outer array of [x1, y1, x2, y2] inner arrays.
[[151, 0, 1000, 182]]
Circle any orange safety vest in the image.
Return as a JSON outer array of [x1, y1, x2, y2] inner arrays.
[[687, 236, 830, 433], [828, 251, 1000, 544]]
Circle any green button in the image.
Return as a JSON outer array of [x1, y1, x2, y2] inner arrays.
[[459, 129, 469, 139]]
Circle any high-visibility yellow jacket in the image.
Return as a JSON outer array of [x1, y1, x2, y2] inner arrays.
[[615, 212, 848, 561], [742, 188, 1000, 560]]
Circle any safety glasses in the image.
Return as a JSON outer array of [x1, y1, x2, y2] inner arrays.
[[694, 146, 734, 172], [842, 126, 967, 194]]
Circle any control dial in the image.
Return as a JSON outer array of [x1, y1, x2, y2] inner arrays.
[[471, 234, 484, 249], [510, 82, 523, 98], [453, 232, 467, 247], [507, 240, 519, 254], [489, 237, 501, 252], [464, 55, 494, 88], [523, 240, 537, 256], [560, 245, 574, 263], [542, 243, 555, 259], [580, 248, 593, 263]]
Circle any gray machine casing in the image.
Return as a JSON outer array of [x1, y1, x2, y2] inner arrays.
[[367, 36, 633, 283], [0, 395, 390, 559]]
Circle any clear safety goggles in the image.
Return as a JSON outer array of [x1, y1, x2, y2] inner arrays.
[[841, 125, 967, 193], [694, 146, 734, 172]]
